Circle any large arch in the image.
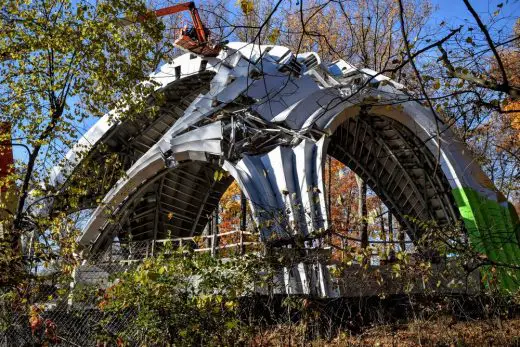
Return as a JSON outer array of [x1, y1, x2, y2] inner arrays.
[[50, 42, 520, 291], [327, 113, 459, 240]]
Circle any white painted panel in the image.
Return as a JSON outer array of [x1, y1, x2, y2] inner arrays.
[[170, 140, 221, 156], [170, 121, 222, 147]]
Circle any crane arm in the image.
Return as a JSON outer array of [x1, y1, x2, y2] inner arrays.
[[152, 2, 208, 43]]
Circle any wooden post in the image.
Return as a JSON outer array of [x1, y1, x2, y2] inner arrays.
[[211, 232, 218, 257], [239, 229, 244, 255], [128, 239, 133, 260]]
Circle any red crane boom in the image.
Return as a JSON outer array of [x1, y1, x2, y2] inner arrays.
[[151, 2, 221, 57]]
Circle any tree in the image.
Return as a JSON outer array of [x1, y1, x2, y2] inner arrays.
[[356, 175, 368, 249], [219, 181, 242, 234], [490, 18, 520, 206], [0, 0, 165, 287], [2, 0, 520, 343], [399, 1, 520, 203], [98, 248, 266, 345], [281, 0, 433, 72]]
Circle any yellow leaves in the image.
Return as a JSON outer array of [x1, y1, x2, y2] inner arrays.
[[268, 28, 280, 44], [502, 100, 520, 143], [219, 181, 244, 233], [238, 0, 255, 15], [158, 265, 167, 275], [391, 263, 401, 277], [490, 46, 520, 86], [506, 102, 520, 131], [214, 169, 227, 182], [225, 300, 237, 310], [225, 319, 238, 329], [329, 265, 343, 278], [196, 294, 212, 309]]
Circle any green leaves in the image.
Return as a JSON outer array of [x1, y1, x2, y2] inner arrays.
[[0, 0, 170, 311], [214, 169, 227, 182], [1, 2, 165, 218], [2, 0, 165, 151], [98, 250, 267, 345]]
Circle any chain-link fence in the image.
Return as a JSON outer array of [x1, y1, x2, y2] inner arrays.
[[1, 230, 481, 346], [1, 230, 260, 346]]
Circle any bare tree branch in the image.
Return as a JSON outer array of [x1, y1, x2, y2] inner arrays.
[[437, 44, 520, 98], [462, 0, 509, 86]]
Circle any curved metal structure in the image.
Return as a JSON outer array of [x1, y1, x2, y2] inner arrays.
[[52, 42, 519, 291]]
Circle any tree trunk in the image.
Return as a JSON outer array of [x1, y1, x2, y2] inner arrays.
[[240, 191, 247, 232], [211, 204, 219, 257], [327, 156, 332, 225], [380, 204, 386, 255], [388, 211, 394, 251], [356, 175, 368, 248]]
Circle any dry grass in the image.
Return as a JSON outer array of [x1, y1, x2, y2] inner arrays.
[[250, 316, 520, 346]]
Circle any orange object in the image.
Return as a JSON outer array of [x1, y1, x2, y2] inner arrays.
[[137, 2, 221, 57], [0, 122, 15, 236], [0, 122, 13, 192]]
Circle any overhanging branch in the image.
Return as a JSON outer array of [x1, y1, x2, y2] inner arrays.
[[437, 44, 520, 99]]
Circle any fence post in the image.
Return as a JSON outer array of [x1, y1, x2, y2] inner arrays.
[[239, 229, 244, 255], [211, 232, 217, 257]]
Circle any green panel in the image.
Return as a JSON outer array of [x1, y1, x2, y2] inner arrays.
[[452, 187, 520, 292]]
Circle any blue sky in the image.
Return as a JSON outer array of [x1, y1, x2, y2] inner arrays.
[[12, 0, 519, 163], [431, 0, 519, 27]]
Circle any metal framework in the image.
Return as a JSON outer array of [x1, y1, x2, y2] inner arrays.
[[47, 42, 520, 295]]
